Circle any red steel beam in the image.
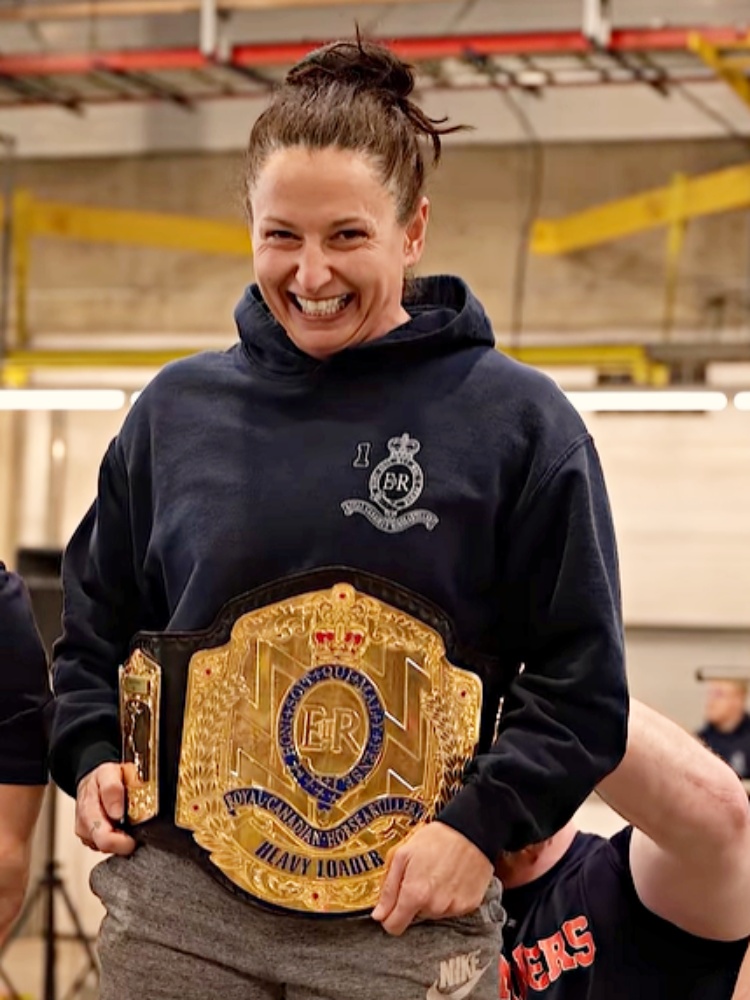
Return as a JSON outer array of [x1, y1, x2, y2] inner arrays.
[[0, 27, 747, 78], [0, 49, 208, 76], [611, 26, 748, 50]]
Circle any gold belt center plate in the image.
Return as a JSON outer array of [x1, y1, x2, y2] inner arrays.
[[167, 583, 482, 915]]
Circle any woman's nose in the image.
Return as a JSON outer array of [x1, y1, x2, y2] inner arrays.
[[295, 244, 333, 293]]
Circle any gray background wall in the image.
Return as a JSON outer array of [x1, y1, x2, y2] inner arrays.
[[14, 137, 750, 337]]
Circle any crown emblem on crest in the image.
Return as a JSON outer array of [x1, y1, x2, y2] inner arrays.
[[309, 584, 378, 665], [341, 432, 439, 535], [387, 433, 421, 460]]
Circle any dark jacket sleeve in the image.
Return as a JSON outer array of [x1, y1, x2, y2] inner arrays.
[[438, 436, 628, 858], [0, 563, 51, 784], [49, 439, 146, 797]]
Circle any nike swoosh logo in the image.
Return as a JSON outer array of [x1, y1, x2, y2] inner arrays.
[[425, 960, 493, 1000]]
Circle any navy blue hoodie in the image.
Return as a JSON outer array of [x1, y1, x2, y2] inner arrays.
[[50, 275, 627, 860]]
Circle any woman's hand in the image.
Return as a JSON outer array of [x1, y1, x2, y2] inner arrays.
[[75, 762, 137, 856], [371, 821, 493, 936]]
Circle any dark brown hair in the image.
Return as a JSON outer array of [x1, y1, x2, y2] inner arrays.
[[245, 36, 469, 224]]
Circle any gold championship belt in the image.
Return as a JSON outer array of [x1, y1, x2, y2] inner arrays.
[[119, 578, 483, 916]]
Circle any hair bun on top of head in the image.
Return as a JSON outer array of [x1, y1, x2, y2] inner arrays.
[[285, 38, 414, 102]]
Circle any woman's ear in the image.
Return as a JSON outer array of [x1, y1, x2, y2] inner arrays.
[[404, 197, 430, 268]]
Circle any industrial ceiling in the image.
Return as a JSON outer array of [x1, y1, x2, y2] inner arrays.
[[0, 0, 748, 154]]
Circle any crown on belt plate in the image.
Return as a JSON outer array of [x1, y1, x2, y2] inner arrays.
[[309, 584, 380, 665]]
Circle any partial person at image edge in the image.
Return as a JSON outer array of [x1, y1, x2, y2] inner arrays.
[[498, 699, 750, 999], [0, 561, 51, 944], [698, 680, 750, 780]]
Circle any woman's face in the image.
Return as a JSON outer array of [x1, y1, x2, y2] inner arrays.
[[249, 146, 429, 359]]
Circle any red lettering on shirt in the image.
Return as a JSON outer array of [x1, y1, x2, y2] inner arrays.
[[499, 956, 514, 1000], [501, 915, 597, 996], [537, 931, 577, 981], [562, 915, 596, 968], [525, 945, 550, 991]]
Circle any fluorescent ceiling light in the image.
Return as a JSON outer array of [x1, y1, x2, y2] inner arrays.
[[565, 390, 728, 413], [734, 392, 750, 411], [0, 389, 126, 411]]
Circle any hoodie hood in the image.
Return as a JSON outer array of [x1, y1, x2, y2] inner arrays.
[[233, 274, 496, 378]]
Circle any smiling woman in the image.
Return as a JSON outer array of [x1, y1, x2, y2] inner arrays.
[[49, 34, 628, 1000], [250, 145, 426, 357], [245, 40, 463, 359]]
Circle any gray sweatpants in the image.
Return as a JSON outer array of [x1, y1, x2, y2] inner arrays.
[[90, 844, 504, 1000]]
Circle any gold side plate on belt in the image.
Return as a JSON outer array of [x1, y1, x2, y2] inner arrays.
[[119, 649, 161, 824], [172, 583, 482, 915]]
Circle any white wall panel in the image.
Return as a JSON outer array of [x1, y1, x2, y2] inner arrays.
[[587, 409, 750, 627]]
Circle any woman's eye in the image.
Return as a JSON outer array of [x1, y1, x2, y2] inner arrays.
[[336, 230, 367, 242], [266, 230, 297, 241]]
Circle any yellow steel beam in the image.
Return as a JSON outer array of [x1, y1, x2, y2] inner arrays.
[[2, 345, 669, 386], [532, 161, 750, 254], [4, 349, 197, 369], [688, 33, 750, 111], [507, 344, 669, 386], [722, 56, 750, 70], [12, 190, 33, 348], [662, 173, 688, 340], [0, 193, 252, 255]]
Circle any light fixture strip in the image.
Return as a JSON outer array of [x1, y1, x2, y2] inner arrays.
[[0, 389, 127, 411], [565, 390, 729, 413], [0, 388, 748, 414]]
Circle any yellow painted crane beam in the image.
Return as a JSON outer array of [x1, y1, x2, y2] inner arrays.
[[507, 344, 669, 386], [17, 194, 252, 255], [4, 350, 197, 369], [1, 344, 670, 387], [2, 189, 252, 346], [688, 33, 750, 111], [531, 161, 750, 255]]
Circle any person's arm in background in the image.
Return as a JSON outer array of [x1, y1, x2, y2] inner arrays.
[[0, 786, 45, 944], [0, 564, 51, 943], [598, 698, 750, 941]]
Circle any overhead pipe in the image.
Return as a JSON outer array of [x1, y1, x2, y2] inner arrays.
[[0, 27, 748, 78], [0, 0, 432, 21], [200, 0, 218, 58], [582, 0, 612, 48]]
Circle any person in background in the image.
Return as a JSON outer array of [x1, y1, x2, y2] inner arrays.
[[0, 561, 51, 944], [698, 680, 750, 779], [497, 699, 750, 999], [50, 35, 627, 1000]]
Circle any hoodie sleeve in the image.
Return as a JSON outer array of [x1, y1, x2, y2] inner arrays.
[[437, 435, 628, 859], [49, 438, 146, 797], [0, 564, 51, 785]]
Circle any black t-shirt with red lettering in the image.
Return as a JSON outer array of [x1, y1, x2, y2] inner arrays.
[[501, 828, 746, 1000]]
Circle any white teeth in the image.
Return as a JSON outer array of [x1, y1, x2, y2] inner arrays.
[[295, 294, 349, 317]]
